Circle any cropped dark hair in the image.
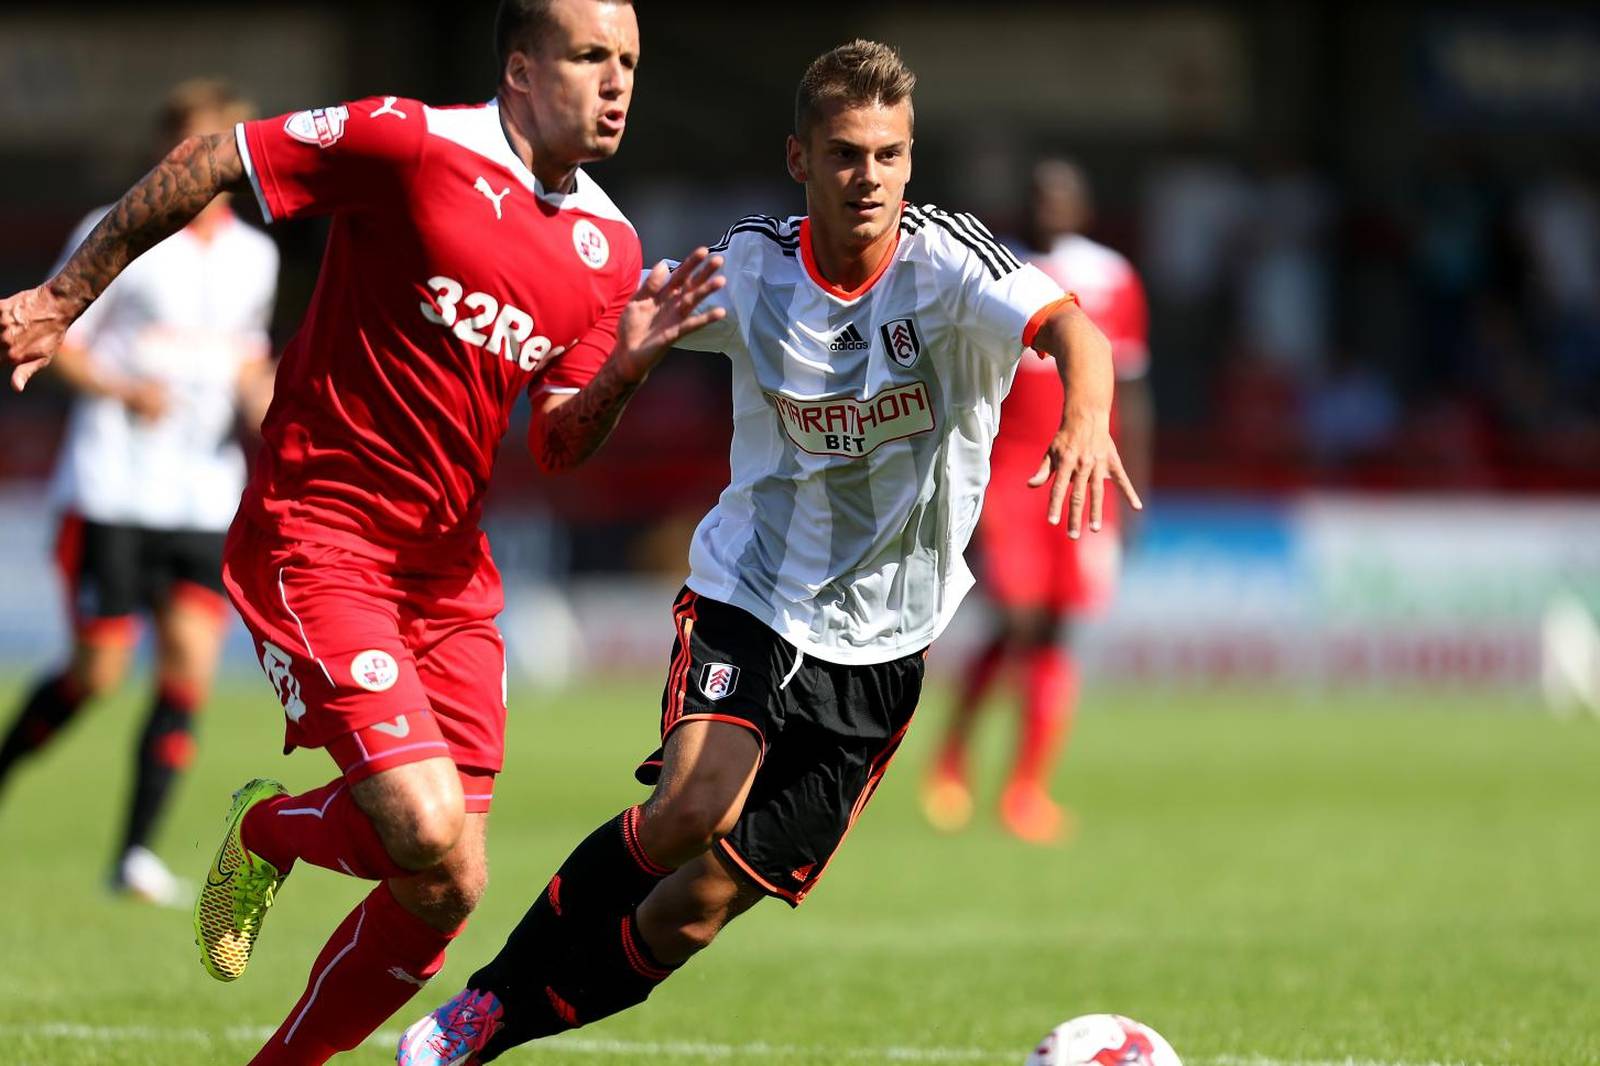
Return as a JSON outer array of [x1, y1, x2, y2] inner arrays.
[[495, 0, 635, 75], [795, 39, 916, 138]]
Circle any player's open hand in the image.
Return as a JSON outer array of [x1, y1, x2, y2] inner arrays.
[[616, 249, 726, 377], [1029, 413, 1142, 538], [1, 285, 72, 392]]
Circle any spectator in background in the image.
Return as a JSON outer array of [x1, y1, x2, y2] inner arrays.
[[0, 79, 277, 905], [923, 159, 1153, 844], [1140, 145, 1244, 423], [1236, 149, 1334, 385], [1516, 168, 1600, 418]]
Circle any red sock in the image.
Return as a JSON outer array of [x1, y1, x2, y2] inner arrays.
[[936, 635, 1008, 775], [249, 882, 459, 1065], [1012, 647, 1078, 788], [242, 778, 411, 880]]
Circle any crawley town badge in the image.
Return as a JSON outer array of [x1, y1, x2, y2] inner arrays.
[[284, 105, 350, 148], [880, 317, 922, 368], [700, 662, 740, 701], [350, 649, 400, 692], [572, 219, 609, 269]]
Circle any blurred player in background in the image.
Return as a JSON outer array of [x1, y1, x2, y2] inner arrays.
[[923, 159, 1153, 844], [0, 1, 723, 1062], [0, 79, 277, 905], [398, 41, 1138, 1065]]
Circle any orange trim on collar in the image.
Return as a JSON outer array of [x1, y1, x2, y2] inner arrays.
[[1022, 293, 1080, 351], [799, 217, 900, 302]]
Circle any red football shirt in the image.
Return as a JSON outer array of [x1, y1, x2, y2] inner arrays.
[[993, 233, 1148, 463], [235, 96, 642, 565]]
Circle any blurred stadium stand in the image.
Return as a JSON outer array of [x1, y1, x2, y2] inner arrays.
[[1, 2, 1597, 690]]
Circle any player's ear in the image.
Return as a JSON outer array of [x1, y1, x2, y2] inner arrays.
[[785, 134, 807, 184], [504, 50, 533, 95]]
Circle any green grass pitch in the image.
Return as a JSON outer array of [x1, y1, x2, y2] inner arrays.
[[0, 676, 1595, 1065]]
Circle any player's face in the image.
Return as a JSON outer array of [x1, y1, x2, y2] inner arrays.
[[507, 0, 639, 168], [788, 100, 913, 251]]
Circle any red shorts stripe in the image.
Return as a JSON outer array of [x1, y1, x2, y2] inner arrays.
[[663, 591, 698, 732]]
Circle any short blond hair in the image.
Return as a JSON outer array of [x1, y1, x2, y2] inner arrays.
[[159, 78, 253, 143], [794, 39, 916, 138]]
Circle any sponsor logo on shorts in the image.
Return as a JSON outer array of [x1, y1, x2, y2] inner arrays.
[[789, 862, 816, 882], [573, 218, 609, 269], [700, 662, 740, 701], [880, 317, 922, 367], [768, 381, 936, 458], [283, 105, 350, 148], [351, 649, 399, 692]]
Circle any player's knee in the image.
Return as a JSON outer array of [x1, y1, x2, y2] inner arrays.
[[382, 790, 466, 870], [646, 794, 739, 857]]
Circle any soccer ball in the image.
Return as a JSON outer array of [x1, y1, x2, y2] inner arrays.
[[1024, 1013, 1181, 1066]]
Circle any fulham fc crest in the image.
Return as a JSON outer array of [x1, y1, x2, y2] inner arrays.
[[700, 662, 740, 701], [880, 317, 922, 368]]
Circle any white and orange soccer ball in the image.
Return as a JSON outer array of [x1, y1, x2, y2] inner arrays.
[[1025, 1013, 1181, 1066]]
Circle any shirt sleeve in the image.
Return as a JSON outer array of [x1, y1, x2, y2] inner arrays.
[[932, 209, 1070, 356], [236, 96, 426, 223], [531, 228, 645, 395]]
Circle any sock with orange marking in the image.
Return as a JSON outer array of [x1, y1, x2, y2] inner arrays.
[[468, 806, 673, 1048], [1011, 646, 1078, 789], [241, 778, 412, 880], [248, 881, 457, 1065], [119, 680, 201, 856]]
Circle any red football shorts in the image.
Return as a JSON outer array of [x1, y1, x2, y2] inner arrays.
[[978, 451, 1123, 614], [222, 518, 507, 811]]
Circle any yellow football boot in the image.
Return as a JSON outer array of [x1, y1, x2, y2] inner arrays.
[[193, 778, 289, 981]]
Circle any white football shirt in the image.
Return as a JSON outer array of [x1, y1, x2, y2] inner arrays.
[[50, 207, 278, 531], [676, 204, 1070, 665]]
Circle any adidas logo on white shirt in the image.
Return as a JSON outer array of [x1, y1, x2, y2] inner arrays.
[[828, 323, 870, 351]]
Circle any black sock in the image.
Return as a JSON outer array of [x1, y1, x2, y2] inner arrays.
[[118, 683, 199, 856], [470, 806, 673, 1049], [479, 909, 678, 1062], [0, 673, 87, 791]]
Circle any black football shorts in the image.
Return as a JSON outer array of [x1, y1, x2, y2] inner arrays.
[[56, 514, 227, 629], [635, 587, 925, 905]]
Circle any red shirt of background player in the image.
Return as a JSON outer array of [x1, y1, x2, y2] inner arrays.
[[237, 96, 642, 568], [981, 234, 1149, 613]]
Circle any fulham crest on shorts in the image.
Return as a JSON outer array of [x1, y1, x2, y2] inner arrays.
[[700, 663, 740, 700]]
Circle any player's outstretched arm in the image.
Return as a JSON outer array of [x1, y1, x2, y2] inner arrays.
[[1, 132, 247, 391], [531, 250, 725, 473], [1027, 300, 1143, 537]]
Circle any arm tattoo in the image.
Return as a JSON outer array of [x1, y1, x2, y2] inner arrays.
[[47, 132, 247, 317], [533, 356, 648, 472]]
